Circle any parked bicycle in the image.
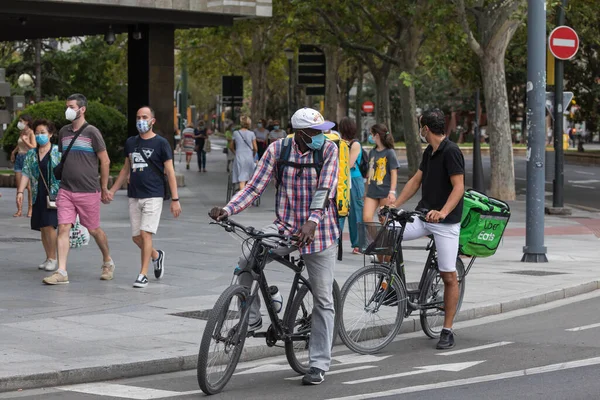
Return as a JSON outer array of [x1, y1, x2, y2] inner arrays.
[[338, 207, 475, 355], [226, 171, 260, 206], [197, 218, 340, 394]]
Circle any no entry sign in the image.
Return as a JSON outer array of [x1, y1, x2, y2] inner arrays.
[[549, 26, 579, 60], [362, 101, 374, 113]]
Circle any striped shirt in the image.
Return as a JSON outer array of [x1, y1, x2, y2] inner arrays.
[[224, 138, 339, 254], [58, 123, 106, 193]]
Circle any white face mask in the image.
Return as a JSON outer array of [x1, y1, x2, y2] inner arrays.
[[65, 107, 79, 122], [17, 121, 26, 131], [419, 130, 427, 143]]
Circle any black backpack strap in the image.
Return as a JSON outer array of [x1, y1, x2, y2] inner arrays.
[[276, 137, 293, 189], [60, 122, 89, 164]]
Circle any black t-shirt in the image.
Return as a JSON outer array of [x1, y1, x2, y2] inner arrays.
[[124, 134, 173, 199], [194, 128, 206, 148], [417, 138, 465, 224]]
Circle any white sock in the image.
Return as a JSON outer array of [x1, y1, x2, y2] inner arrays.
[[442, 327, 452, 332], [57, 269, 67, 276], [138, 274, 146, 280]]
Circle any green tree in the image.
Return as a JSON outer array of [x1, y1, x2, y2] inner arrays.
[[455, 0, 525, 200]]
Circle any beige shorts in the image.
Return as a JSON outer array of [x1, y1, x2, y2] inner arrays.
[[129, 197, 163, 236]]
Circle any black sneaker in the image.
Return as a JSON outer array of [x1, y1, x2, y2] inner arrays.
[[153, 250, 165, 279], [436, 329, 455, 350], [133, 274, 149, 288], [302, 367, 325, 385]]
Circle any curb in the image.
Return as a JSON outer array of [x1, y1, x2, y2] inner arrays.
[[1, 280, 599, 393]]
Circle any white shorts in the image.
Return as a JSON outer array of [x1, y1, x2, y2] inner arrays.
[[129, 198, 163, 236], [402, 218, 460, 272]]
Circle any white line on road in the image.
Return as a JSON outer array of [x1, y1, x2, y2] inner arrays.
[[436, 341, 513, 356], [57, 383, 202, 399], [568, 179, 600, 184], [285, 366, 376, 380], [572, 185, 595, 189], [575, 170, 595, 175], [343, 361, 484, 385], [326, 356, 600, 400], [515, 177, 526, 181], [566, 322, 600, 332]]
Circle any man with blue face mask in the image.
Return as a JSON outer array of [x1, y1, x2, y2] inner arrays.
[[108, 106, 182, 288], [210, 107, 339, 386]]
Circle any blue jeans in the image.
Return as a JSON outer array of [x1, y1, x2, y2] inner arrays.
[[339, 175, 365, 248], [197, 150, 206, 170]]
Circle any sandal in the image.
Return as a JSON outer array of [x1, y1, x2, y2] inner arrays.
[[352, 247, 361, 255], [13, 211, 22, 217]]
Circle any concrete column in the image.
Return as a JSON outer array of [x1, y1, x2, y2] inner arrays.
[[127, 24, 175, 148]]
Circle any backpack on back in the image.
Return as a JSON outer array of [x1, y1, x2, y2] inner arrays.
[[351, 140, 369, 178], [276, 133, 351, 218]]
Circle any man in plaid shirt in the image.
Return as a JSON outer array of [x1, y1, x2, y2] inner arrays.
[[210, 108, 339, 386]]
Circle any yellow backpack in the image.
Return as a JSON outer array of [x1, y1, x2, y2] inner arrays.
[[280, 132, 351, 217]]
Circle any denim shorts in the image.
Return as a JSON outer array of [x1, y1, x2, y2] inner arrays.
[[13, 153, 26, 172]]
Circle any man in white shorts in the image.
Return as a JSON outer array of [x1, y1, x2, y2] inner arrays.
[[394, 108, 465, 350], [109, 106, 182, 288]]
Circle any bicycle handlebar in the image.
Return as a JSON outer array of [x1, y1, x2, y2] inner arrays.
[[210, 218, 300, 247], [379, 206, 443, 223]]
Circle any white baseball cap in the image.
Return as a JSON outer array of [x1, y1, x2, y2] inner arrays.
[[291, 107, 335, 131]]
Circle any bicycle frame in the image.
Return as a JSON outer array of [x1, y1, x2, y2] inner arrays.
[[229, 238, 313, 345]]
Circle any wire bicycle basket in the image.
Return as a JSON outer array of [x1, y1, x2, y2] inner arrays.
[[357, 222, 402, 256]]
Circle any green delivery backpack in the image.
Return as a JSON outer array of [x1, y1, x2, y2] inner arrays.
[[459, 189, 510, 257]]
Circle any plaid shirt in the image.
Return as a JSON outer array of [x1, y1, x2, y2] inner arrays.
[[224, 138, 339, 254]]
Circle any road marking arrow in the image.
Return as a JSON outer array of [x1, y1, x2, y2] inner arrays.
[[566, 322, 600, 332], [343, 361, 485, 385], [436, 341, 513, 356], [332, 354, 392, 365]]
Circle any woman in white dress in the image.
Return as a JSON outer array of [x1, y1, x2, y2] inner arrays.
[[230, 116, 258, 190]]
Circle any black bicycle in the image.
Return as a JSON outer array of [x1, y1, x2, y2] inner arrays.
[[226, 170, 260, 206], [197, 218, 340, 395], [338, 207, 475, 354]]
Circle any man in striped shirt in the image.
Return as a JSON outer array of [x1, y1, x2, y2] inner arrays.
[[210, 108, 339, 386]]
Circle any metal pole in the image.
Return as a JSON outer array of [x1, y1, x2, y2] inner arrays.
[[522, 0, 548, 263], [230, 75, 235, 123], [180, 61, 188, 130], [472, 89, 485, 192], [551, 0, 569, 212], [288, 58, 293, 120]]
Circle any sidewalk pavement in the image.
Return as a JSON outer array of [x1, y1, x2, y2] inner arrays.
[[0, 142, 599, 392]]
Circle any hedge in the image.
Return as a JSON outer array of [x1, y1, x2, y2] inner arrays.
[[2, 100, 127, 163]]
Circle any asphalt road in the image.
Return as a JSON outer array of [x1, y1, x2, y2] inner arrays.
[[5, 291, 600, 399], [398, 154, 600, 211]]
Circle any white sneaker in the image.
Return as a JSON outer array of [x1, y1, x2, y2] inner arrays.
[[38, 259, 49, 270], [44, 259, 58, 271]]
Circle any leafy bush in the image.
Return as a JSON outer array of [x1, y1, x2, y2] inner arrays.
[[2, 100, 127, 163]]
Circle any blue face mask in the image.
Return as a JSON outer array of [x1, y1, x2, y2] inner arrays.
[[257, 123, 263, 128], [273, 125, 280, 130], [136, 120, 152, 134], [368, 134, 376, 145], [301, 130, 325, 150], [35, 134, 49, 146]]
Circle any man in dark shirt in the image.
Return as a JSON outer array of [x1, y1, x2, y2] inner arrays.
[[394, 108, 465, 350], [108, 106, 182, 288]]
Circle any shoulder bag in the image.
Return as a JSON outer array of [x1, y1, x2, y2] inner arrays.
[[53, 123, 89, 180], [136, 136, 171, 200], [37, 149, 57, 209]]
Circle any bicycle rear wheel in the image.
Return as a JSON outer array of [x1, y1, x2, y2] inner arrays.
[[197, 284, 249, 395], [419, 257, 466, 339], [339, 265, 407, 354], [284, 280, 341, 375]]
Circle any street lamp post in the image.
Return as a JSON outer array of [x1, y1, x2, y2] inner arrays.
[[284, 48, 294, 121]]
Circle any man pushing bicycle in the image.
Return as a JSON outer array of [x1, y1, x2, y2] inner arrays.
[[210, 107, 339, 385], [394, 108, 465, 350]]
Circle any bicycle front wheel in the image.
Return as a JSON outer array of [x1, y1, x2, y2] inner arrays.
[[339, 265, 407, 355], [197, 284, 250, 395], [284, 280, 341, 375], [419, 257, 466, 339]]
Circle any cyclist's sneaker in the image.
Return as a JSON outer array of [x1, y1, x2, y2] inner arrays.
[[302, 367, 325, 385], [436, 328, 455, 350], [133, 274, 149, 288], [248, 317, 262, 334], [153, 250, 165, 279]]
